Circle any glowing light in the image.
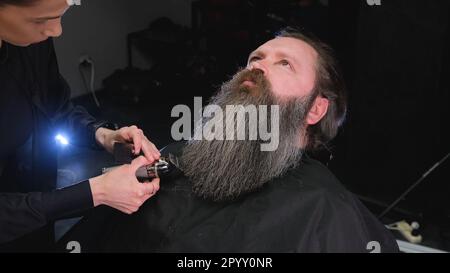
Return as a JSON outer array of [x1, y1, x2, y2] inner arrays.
[[55, 134, 69, 146]]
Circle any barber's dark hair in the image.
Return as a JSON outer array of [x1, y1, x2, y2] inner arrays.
[[0, 0, 37, 7], [276, 27, 347, 151]]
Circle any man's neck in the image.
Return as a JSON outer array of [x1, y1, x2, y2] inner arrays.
[[0, 40, 2, 48]]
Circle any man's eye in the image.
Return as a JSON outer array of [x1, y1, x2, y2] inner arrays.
[[280, 60, 291, 67], [249, 56, 261, 62]]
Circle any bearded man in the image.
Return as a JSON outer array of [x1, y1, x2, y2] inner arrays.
[[57, 29, 399, 253]]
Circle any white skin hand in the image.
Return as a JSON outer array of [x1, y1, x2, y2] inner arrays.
[[95, 125, 161, 162], [89, 156, 160, 214]]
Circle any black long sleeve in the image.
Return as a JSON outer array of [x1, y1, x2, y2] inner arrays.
[[0, 180, 93, 244]]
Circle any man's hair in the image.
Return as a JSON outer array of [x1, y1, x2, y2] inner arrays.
[[276, 27, 347, 151]]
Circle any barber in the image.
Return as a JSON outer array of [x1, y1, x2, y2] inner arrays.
[[0, 0, 160, 250]]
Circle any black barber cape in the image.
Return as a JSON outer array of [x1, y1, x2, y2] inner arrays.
[[58, 142, 399, 253], [0, 39, 102, 248]]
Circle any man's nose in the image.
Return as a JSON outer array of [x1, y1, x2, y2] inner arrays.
[[43, 19, 63, 38], [248, 60, 268, 75]]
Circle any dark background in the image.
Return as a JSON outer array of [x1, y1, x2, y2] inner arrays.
[[56, 0, 450, 249]]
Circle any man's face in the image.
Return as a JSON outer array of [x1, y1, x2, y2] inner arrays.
[[0, 0, 69, 46], [180, 59, 313, 202], [246, 37, 318, 100]]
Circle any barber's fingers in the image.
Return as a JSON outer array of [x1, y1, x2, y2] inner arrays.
[[113, 183, 160, 214], [130, 129, 144, 156], [117, 125, 143, 153], [140, 178, 160, 196], [140, 193, 156, 205], [116, 126, 160, 163], [121, 126, 144, 154], [130, 156, 151, 172], [140, 137, 161, 162]]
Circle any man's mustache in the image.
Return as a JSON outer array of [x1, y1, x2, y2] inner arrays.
[[234, 69, 268, 91]]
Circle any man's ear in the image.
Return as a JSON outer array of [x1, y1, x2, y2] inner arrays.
[[306, 96, 329, 125]]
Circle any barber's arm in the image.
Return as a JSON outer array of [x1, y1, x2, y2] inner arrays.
[[0, 156, 160, 244], [0, 181, 92, 244]]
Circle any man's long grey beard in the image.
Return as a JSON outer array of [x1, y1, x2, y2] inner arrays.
[[180, 69, 312, 202]]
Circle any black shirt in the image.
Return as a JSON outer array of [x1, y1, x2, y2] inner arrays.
[[0, 39, 102, 246], [0, 42, 33, 165], [58, 142, 399, 253]]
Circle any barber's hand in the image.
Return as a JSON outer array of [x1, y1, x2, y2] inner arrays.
[[95, 125, 161, 162], [89, 156, 160, 214]]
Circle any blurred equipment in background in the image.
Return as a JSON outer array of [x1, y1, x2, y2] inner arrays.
[[102, 0, 334, 106], [79, 55, 100, 107], [379, 152, 450, 220], [387, 220, 422, 244]]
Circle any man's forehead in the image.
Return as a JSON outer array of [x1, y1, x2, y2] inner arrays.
[[252, 37, 318, 60]]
